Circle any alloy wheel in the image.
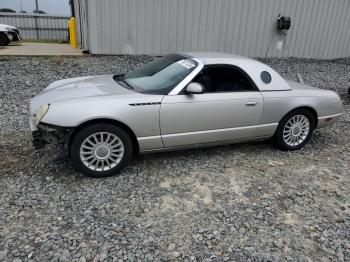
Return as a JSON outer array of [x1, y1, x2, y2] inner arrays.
[[79, 132, 125, 171], [282, 115, 310, 147]]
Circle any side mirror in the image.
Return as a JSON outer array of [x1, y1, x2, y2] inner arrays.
[[185, 82, 204, 94]]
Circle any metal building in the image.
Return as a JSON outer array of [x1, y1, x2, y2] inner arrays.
[[74, 0, 350, 59]]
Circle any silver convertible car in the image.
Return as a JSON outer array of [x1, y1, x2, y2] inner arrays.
[[30, 52, 342, 177]]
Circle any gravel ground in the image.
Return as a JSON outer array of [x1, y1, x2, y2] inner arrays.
[[0, 55, 349, 262]]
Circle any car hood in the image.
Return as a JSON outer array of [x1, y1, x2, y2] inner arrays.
[[0, 23, 18, 32], [30, 75, 135, 114]]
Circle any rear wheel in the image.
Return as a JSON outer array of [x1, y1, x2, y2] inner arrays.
[[0, 33, 10, 46], [70, 123, 133, 178], [274, 109, 315, 150]]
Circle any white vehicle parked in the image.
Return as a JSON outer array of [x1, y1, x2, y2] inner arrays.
[[0, 23, 21, 46], [30, 52, 343, 178]]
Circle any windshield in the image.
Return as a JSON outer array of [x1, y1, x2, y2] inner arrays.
[[122, 54, 197, 95]]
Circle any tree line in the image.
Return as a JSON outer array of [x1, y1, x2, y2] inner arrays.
[[0, 8, 46, 14]]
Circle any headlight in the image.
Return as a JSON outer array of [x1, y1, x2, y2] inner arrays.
[[35, 104, 49, 125]]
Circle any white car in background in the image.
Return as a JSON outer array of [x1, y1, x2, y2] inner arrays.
[[0, 23, 21, 46]]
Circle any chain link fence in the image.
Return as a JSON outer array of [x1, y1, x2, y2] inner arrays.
[[0, 12, 70, 42]]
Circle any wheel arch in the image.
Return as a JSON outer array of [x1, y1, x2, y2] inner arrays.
[[68, 118, 140, 156], [280, 106, 318, 128]]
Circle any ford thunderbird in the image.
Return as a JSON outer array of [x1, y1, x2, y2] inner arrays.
[[29, 52, 343, 177]]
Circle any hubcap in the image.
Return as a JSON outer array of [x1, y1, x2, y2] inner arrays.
[[95, 146, 110, 159], [283, 115, 310, 147], [80, 132, 124, 172]]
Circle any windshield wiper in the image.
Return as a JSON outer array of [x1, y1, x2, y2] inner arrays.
[[113, 74, 134, 90], [118, 79, 134, 90]]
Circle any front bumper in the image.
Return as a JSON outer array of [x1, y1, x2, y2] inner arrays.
[[7, 29, 21, 41], [31, 122, 73, 150], [32, 130, 45, 150]]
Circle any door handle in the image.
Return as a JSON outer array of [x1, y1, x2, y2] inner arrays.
[[246, 101, 258, 106]]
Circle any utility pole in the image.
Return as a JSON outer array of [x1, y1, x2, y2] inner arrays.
[[70, 0, 75, 17], [34, 0, 39, 40], [35, 0, 39, 13]]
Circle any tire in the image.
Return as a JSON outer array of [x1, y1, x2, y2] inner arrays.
[[0, 33, 10, 46], [274, 109, 315, 151], [70, 123, 133, 178]]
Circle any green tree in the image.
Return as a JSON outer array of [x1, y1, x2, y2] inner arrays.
[[0, 8, 16, 13], [33, 10, 46, 14]]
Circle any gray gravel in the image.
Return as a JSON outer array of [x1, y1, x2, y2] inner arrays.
[[0, 55, 349, 261]]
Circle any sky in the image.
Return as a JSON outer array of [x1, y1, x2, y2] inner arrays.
[[0, 0, 71, 16]]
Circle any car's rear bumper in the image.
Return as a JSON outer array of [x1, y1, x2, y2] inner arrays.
[[317, 112, 343, 128]]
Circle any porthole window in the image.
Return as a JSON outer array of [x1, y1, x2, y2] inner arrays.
[[261, 71, 272, 84]]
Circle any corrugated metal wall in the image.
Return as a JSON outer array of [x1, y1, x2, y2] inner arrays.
[[83, 0, 350, 58], [0, 13, 70, 41], [74, 0, 88, 47]]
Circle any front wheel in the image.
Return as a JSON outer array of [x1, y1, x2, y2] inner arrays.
[[70, 123, 133, 178], [274, 109, 315, 150]]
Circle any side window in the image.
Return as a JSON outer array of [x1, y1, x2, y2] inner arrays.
[[193, 66, 256, 93]]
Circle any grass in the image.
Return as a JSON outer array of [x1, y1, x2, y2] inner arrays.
[[0, 56, 9, 61]]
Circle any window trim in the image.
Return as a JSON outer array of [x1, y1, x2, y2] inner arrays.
[[178, 64, 260, 95]]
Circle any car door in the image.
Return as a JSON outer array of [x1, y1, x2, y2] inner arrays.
[[160, 65, 263, 147]]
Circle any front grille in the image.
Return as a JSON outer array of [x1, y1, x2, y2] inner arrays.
[[32, 130, 41, 140], [32, 130, 45, 150]]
